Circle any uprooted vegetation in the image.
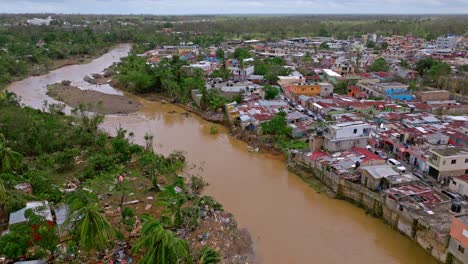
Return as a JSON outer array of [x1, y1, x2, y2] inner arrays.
[[0, 91, 253, 263]]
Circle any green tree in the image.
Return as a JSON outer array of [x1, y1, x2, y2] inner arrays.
[[233, 48, 251, 61], [139, 152, 159, 189], [319, 42, 329, 50], [0, 223, 31, 259], [215, 49, 225, 60], [0, 209, 59, 260], [261, 112, 291, 136], [335, 81, 348, 95], [65, 191, 115, 252], [157, 178, 188, 227], [369, 57, 389, 72], [381, 42, 389, 50], [0, 179, 5, 212], [264, 85, 279, 100], [318, 28, 330, 37], [0, 133, 23, 173], [133, 214, 192, 264], [400, 59, 409, 68], [415, 57, 438, 77], [197, 246, 221, 264], [415, 58, 451, 85], [366, 41, 376, 49]]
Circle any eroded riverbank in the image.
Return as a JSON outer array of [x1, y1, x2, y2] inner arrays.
[[7, 45, 438, 264]]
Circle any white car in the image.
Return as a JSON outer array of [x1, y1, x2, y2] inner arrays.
[[296, 106, 305, 112], [396, 166, 406, 173], [387, 158, 402, 166]]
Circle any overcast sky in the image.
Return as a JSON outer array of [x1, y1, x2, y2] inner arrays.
[[1, 0, 467, 14]]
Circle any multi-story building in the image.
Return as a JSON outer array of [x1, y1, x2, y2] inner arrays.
[[229, 65, 254, 82], [448, 215, 468, 264], [322, 121, 372, 152], [284, 82, 333, 101], [427, 147, 468, 181], [436, 34, 460, 50]]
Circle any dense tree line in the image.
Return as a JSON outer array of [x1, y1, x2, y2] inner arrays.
[[114, 54, 205, 103]]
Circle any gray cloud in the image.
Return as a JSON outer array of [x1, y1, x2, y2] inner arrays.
[[0, 0, 467, 14]]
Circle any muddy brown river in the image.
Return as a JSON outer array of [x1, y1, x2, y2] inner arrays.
[[7, 44, 437, 264]]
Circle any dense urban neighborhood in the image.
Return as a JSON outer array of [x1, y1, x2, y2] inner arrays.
[[0, 13, 467, 264]]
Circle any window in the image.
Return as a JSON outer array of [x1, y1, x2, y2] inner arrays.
[[353, 129, 358, 134], [458, 245, 465, 254], [451, 159, 457, 164], [465, 158, 468, 163]]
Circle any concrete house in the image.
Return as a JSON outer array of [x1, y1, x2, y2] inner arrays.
[[427, 147, 468, 181], [323, 121, 372, 152], [449, 175, 468, 198], [360, 164, 417, 191], [448, 215, 468, 264]]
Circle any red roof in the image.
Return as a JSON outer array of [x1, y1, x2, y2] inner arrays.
[[359, 72, 372, 78], [373, 71, 391, 78], [306, 75, 321, 81], [352, 147, 383, 163], [309, 151, 328, 160]]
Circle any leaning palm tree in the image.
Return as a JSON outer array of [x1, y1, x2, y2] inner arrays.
[[133, 214, 192, 264], [197, 246, 221, 264], [64, 191, 115, 252], [0, 179, 6, 212], [0, 133, 23, 173]]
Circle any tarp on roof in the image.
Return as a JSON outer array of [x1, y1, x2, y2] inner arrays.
[[239, 115, 250, 122]]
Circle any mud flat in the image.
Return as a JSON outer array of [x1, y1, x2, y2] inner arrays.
[[47, 83, 141, 114]]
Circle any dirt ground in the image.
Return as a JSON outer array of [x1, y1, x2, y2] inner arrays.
[[47, 83, 141, 114]]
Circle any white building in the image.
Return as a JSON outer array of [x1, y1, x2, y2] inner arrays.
[[449, 175, 468, 198], [323, 121, 373, 152], [27, 16, 54, 26], [436, 35, 460, 50]]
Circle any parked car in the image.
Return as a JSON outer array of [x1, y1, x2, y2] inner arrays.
[[442, 190, 464, 202], [296, 105, 305, 112], [413, 172, 433, 186], [387, 158, 402, 166], [396, 165, 407, 173], [374, 150, 388, 160]]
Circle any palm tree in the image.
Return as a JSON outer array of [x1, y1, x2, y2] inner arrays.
[[0, 133, 23, 173], [133, 214, 192, 264], [64, 191, 115, 252], [157, 177, 188, 227], [0, 179, 6, 214], [139, 152, 159, 189], [197, 246, 221, 264], [353, 44, 364, 73], [0, 91, 18, 107]]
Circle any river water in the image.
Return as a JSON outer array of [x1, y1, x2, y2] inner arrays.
[[7, 44, 437, 264]]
